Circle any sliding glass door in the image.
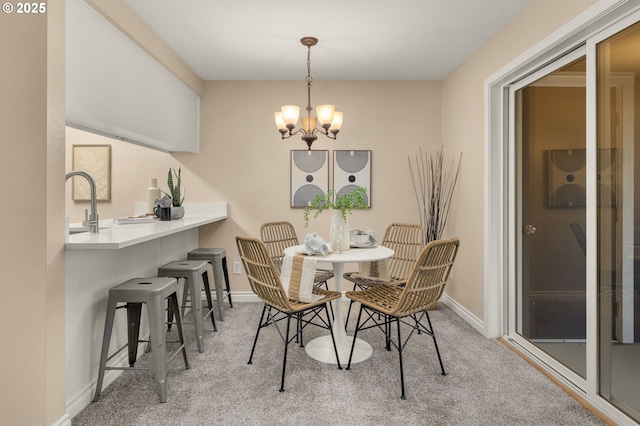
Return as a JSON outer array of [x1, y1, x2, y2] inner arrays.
[[512, 53, 588, 379], [507, 12, 640, 423]]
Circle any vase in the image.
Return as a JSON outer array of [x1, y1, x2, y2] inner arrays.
[[171, 206, 185, 219], [330, 210, 350, 252], [146, 178, 161, 215]]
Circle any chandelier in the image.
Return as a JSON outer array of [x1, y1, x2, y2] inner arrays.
[[275, 37, 343, 150]]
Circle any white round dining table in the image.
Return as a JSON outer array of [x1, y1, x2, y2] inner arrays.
[[283, 244, 394, 364]]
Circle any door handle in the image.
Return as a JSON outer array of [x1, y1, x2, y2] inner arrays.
[[524, 225, 537, 235]]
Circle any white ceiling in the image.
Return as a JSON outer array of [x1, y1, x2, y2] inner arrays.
[[124, 0, 532, 81]]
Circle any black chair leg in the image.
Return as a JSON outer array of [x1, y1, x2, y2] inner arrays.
[[425, 309, 446, 376], [328, 297, 334, 321], [396, 318, 406, 400], [298, 312, 304, 347], [385, 315, 391, 351], [346, 305, 364, 370], [344, 283, 358, 329], [248, 304, 268, 364], [279, 316, 292, 392], [325, 304, 342, 369]]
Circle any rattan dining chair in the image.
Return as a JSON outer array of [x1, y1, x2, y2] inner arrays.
[[236, 235, 343, 392], [260, 221, 335, 288], [343, 223, 424, 325], [345, 238, 460, 399]]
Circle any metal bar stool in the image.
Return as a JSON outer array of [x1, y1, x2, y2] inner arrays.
[[158, 260, 216, 353], [93, 277, 189, 403], [187, 248, 233, 321]]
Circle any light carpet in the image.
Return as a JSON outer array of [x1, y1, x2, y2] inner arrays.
[[73, 302, 603, 425]]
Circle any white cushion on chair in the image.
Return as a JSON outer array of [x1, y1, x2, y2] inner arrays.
[[280, 254, 322, 302]]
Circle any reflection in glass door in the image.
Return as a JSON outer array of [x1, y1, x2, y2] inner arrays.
[[596, 21, 640, 420], [515, 57, 588, 378]]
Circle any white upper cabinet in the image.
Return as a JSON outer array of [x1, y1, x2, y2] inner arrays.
[[66, 0, 199, 153]]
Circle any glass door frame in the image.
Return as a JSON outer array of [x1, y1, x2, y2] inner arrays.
[[506, 46, 588, 392]]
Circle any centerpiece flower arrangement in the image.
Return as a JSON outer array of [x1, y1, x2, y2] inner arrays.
[[303, 186, 368, 227], [303, 186, 369, 252]]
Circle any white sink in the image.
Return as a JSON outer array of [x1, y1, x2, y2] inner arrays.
[[67, 217, 113, 235], [68, 226, 110, 235]]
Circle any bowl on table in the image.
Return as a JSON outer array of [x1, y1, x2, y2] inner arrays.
[[351, 234, 371, 246]]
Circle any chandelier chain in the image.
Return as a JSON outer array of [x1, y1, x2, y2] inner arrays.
[[305, 45, 313, 112], [306, 45, 313, 84]]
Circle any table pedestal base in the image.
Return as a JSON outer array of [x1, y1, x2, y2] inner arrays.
[[305, 335, 373, 364]]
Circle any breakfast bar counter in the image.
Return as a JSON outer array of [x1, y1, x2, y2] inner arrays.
[[65, 202, 227, 418], [66, 202, 227, 249]]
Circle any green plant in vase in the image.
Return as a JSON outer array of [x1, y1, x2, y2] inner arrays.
[[303, 186, 368, 252], [303, 186, 369, 228], [163, 167, 184, 207], [163, 167, 185, 219]]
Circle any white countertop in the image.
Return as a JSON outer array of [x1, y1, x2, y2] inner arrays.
[[65, 202, 227, 250]]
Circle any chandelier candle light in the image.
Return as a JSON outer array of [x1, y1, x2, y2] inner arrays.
[[275, 37, 343, 150]]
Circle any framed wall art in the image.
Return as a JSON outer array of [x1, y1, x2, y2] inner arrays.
[[291, 150, 329, 207], [72, 144, 112, 201], [546, 148, 618, 208], [333, 150, 371, 206]]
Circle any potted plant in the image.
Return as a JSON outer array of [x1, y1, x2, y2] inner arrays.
[[163, 167, 185, 219], [303, 186, 368, 251]]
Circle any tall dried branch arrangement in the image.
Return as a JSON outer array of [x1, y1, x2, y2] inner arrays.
[[408, 147, 462, 245]]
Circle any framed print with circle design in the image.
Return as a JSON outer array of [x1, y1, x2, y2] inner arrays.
[[333, 150, 371, 206], [291, 150, 329, 207]]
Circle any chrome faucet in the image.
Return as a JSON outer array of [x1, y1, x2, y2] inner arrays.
[[65, 171, 99, 233]]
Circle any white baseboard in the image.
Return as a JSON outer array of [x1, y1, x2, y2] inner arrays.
[[66, 341, 148, 419], [440, 293, 486, 336], [52, 413, 71, 426], [230, 291, 260, 303]]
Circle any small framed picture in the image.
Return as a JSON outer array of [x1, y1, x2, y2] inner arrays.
[[290, 150, 329, 207], [71, 144, 111, 201], [333, 150, 371, 206]]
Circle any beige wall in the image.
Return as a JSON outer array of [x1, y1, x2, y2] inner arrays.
[[441, 0, 600, 319], [0, 0, 66, 425]]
